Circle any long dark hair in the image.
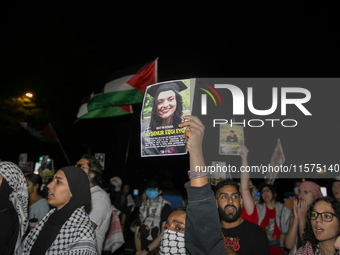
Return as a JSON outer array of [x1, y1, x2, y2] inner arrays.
[[303, 197, 340, 252], [149, 90, 183, 131], [26, 173, 45, 197]]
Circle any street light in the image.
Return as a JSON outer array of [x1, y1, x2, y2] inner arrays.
[[25, 93, 33, 98]]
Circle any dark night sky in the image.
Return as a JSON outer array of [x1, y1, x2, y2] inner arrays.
[[1, 2, 340, 198]]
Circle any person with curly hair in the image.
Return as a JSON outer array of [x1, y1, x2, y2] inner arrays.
[[285, 181, 323, 254], [296, 197, 340, 255]]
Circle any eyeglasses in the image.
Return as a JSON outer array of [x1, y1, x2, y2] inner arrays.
[[74, 164, 89, 170], [307, 211, 337, 222]]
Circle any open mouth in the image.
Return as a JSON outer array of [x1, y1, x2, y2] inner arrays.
[[315, 226, 324, 234], [160, 108, 171, 114], [225, 206, 236, 214], [48, 192, 54, 199]]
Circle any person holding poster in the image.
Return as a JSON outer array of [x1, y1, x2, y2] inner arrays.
[[141, 80, 189, 156]]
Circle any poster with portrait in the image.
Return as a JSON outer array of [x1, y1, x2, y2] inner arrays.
[[266, 138, 285, 184], [219, 124, 244, 155], [210, 161, 232, 186], [18, 153, 28, 172], [141, 79, 194, 157]]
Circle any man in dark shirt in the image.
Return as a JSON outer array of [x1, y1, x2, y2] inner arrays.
[[215, 180, 270, 255]]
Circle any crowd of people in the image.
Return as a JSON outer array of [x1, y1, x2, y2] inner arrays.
[[2, 115, 340, 255]]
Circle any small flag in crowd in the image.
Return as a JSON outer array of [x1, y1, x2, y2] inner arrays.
[[19, 122, 58, 143], [76, 59, 158, 121]]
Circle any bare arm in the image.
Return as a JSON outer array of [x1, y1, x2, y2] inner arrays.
[[285, 215, 298, 249], [239, 145, 254, 215], [134, 226, 142, 253], [135, 222, 166, 255]]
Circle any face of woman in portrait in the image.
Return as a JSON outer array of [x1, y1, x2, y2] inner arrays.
[[311, 200, 340, 243], [156, 90, 177, 121], [299, 189, 315, 206], [47, 170, 72, 210], [165, 210, 186, 234]]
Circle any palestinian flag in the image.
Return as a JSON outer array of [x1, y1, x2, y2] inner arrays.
[[76, 59, 158, 121], [19, 123, 59, 143]]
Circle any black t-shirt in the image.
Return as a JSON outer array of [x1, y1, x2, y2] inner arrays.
[[222, 219, 270, 255], [136, 203, 172, 250]]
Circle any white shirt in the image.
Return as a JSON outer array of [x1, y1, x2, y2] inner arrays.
[[89, 185, 112, 253]]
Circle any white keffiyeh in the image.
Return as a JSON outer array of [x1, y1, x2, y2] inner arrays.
[[139, 196, 169, 240], [0, 162, 28, 252]]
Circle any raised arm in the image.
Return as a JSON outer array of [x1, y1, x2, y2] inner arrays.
[[179, 115, 208, 187], [179, 115, 226, 255], [239, 145, 255, 216]]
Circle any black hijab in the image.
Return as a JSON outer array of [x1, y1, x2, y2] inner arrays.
[[30, 166, 91, 254]]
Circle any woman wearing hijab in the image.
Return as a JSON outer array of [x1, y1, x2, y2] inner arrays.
[[285, 181, 323, 255], [18, 166, 97, 254], [0, 162, 28, 255]]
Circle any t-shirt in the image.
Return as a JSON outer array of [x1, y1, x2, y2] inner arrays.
[[260, 207, 281, 241], [89, 185, 112, 253], [241, 204, 258, 224], [222, 219, 270, 255], [29, 198, 50, 222]]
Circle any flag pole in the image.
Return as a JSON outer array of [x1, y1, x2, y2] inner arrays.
[[49, 123, 72, 166]]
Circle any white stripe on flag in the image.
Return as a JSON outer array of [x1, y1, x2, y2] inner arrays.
[[103, 75, 135, 93], [77, 103, 88, 118]]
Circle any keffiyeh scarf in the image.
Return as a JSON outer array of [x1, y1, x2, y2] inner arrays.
[[18, 207, 97, 254], [139, 196, 169, 240], [0, 162, 28, 252], [160, 229, 185, 255]]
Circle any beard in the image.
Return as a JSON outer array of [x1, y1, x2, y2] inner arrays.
[[218, 205, 242, 223]]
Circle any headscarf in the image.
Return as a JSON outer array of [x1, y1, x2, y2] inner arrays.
[[48, 166, 91, 224], [299, 181, 323, 200], [30, 166, 91, 254], [0, 162, 28, 252]]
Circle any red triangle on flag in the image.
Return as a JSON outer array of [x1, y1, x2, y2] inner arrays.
[[127, 60, 157, 93], [119, 105, 133, 113], [40, 124, 59, 142]]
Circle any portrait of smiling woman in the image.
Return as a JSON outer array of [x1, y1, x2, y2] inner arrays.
[[147, 81, 187, 131], [18, 166, 97, 254], [141, 81, 189, 156]]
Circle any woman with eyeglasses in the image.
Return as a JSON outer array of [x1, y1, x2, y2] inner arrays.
[[296, 197, 340, 255], [285, 181, 323, 254]]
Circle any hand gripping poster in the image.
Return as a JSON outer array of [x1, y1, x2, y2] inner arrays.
[[141, 79, 194, 157], [219, 124, 244, 155]]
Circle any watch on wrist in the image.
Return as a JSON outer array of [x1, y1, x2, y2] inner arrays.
[[145, 246, 150, 252]]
